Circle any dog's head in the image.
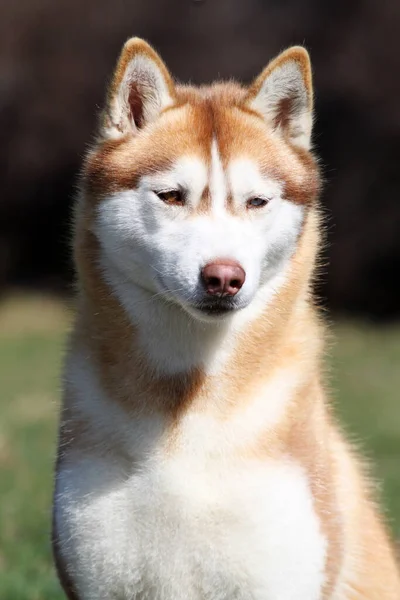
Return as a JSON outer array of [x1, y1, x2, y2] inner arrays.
[[83, 38, 320, 322]]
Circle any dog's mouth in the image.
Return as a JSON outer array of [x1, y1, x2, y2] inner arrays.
[[192, 296, 239, 317], [156, 276, 244, 319]]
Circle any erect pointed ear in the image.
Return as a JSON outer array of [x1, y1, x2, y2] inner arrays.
[[246, 47, 313, 150], [101, 37, 175, 138]]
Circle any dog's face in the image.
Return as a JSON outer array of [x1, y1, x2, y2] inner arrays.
[[86, 39, 319, 322]]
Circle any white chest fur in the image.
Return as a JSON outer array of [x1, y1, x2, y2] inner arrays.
[[55, 443, 327, 600]]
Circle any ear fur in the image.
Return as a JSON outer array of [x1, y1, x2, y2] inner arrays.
[[102, 37, 175, 138], [246, 47, 313, 150]]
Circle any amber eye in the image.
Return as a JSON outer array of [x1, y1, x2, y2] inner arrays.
[[156, 190, 184, 205], [247, 197, 269, 209]]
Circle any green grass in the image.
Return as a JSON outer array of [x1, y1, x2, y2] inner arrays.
[[329, 322, 400, 538], [0, 296, 399, 598], [0, 296, 68, 600]]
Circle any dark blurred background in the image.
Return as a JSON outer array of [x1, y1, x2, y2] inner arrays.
[[2, 0, 400, 318]]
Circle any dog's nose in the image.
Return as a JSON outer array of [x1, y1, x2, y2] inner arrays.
[[201, 260, 246, 297]]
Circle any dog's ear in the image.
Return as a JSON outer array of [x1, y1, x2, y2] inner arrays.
[[101, 37, 175, 138], [246, 47, 313, 150]]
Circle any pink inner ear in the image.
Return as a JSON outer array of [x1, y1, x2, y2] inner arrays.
[[273, 95, 303, 132], [128, 83, 144, 129], [273, 97, 293, 131]]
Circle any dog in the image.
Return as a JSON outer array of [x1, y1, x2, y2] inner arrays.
[[52, 37, 400, 599]]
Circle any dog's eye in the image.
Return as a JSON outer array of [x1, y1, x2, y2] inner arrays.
[[156, 190, 184, 205], [247, 197, 270, 209]]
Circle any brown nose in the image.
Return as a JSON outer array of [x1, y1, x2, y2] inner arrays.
[[201, 260, 246, 297]]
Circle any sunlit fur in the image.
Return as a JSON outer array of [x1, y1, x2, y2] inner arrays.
[[53, 38, 400, 600]]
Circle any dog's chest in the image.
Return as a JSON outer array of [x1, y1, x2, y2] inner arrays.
[[57, 446, 327, 600]]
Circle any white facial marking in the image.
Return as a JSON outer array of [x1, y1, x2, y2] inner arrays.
[[142, 156, 208, 208], [228, 158, 284, 207], [209, 139, 227, 213]]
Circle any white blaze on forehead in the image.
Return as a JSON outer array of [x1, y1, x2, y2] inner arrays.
[[228, 158, 284, 204], [209, 139, 227, 212]]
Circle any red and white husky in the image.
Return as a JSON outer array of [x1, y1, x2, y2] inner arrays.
[[53, 38, 400, 599]]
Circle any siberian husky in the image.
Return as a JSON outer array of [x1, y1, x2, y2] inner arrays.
[[53, 38, 400, 599]]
